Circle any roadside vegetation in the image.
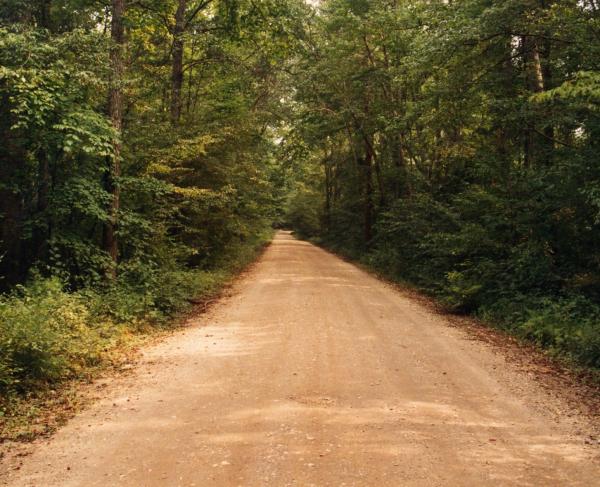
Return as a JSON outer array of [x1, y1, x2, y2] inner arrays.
[[1, 0, 600, 440], [283, 0, 600, 369], [0, 0, 304, 437], [0, 233, 270, 440]]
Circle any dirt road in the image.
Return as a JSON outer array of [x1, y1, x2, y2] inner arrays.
[[2, 232, 599, 486]]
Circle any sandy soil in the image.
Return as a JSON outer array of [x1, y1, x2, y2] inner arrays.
[[2, 231, 599, 486]]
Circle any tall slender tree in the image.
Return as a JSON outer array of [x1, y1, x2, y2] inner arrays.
[[104, 0, 126, 277]]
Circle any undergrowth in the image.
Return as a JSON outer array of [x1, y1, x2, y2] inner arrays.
[[311, 227, 600, 372], [0, 231, 271, 442]]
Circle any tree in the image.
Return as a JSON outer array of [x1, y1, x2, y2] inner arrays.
[[104, 0, 126, 278], [284, 0, 600, 366]]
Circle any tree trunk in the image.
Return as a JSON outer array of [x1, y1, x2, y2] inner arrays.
[[324, 158, 332, 233], [540, 37, 554, 164], [522, 35, 553, 166], [38, 0, 52, 30], [171, 0, 187, 124], [0, 95, 26, 288], [104, 0, 125, 279], [389, 133, 407, 197], [372, 147, 385, 208], [527, 39, 545, 94], [362, 140, 374, 245], [33, 149, 51, 262], [0, 166, 25, 288]]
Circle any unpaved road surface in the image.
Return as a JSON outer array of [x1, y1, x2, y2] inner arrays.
[[2, 232, 599, 486]]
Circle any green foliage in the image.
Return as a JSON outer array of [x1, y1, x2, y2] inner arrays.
[[285, 0, 600, 368], [1, 0, 597, 418], [0, 0, 298, 410], [481, 296, 600, 368], [285, 185, 322, 238], [0, 231, 270, 398], [0, 278, 104, 391]]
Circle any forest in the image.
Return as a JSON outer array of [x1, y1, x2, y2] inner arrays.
[[1, 0, 599, 426]]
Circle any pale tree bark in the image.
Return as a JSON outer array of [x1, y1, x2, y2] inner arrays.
[[522, 34, 553, 166], [527, 38, 545, 93]]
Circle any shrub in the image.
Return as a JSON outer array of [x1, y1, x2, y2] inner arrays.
[[480, 296, 600, 368], [0, 278, 104, 393], [0, 231, 271, 397]]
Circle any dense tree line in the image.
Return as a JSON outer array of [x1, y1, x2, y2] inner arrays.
[[0, 0, 307, 403], [0, 0, 305, 289], [285, 0, 600, 367], [1, 0, 600, 419]]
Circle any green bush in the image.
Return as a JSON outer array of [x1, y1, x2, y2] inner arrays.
[[0, 278, 104, 392], [0, 232, 271, 398], [480, 296, 600, 368], [316, 181, 600, 369], [95, 269, 223, 325]]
